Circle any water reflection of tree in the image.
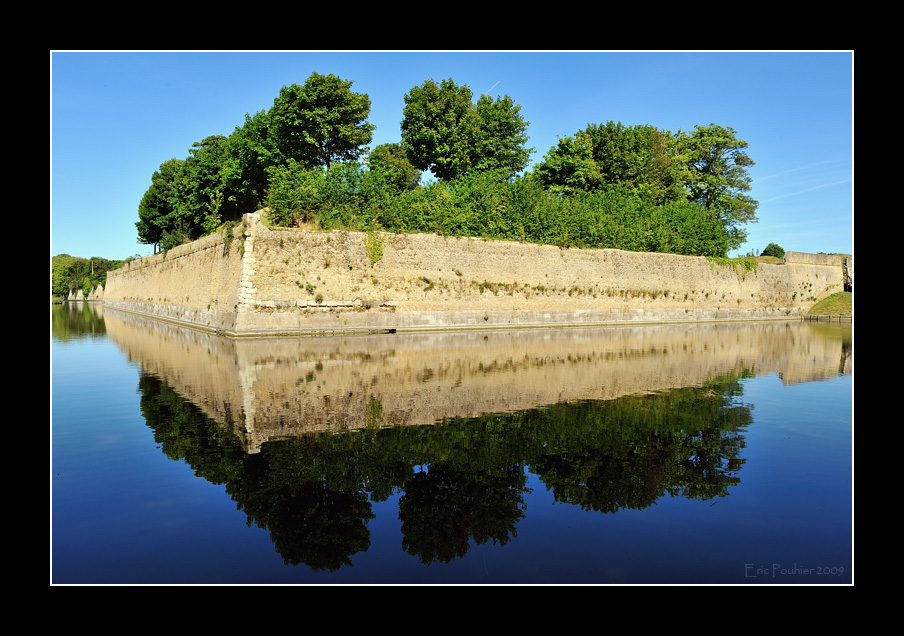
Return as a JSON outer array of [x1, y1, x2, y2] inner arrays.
[[135, 369, 754, 572], [138, 376, 378, 571], [399, 463, 528, 564], [244, 479, 373, 570], [51, 303, 107, 340], [525, 381, 752, 512]]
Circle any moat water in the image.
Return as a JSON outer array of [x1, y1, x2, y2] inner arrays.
[[51, 303, 853, 584]]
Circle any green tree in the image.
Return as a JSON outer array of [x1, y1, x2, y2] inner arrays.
[[531, 131, 602, 195], [401, 78, 475, 181], [135, 193, 164, 251], [761, 242, 785, 259], [266, 160, 380, 231], [135, 74, 375, 248], [269, 73, 375, 171], [366, 143, 421, 192], [136, 144, 237, 252], [532, 121, 680, 202], [52, 254, 124, 297], [584, 122, 683, 203], [265, 159, 330, 227], [136, 158, 192, 252], [221, 110, 280, 216], [401, 78, 532, 181], [471, 93, 533, 176], [675, 123, 758, 251], [533, 121, 757, 251], [182, 134, 232, 230]]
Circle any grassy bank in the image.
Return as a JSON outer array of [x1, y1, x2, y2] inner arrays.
[[807, 291, 852, 316]]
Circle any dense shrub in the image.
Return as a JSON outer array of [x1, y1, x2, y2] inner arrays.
[[265, 162, 731, 257]]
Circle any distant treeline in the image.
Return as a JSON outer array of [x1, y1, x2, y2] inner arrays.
[[52, 254, 131, 299], [135, 73, 758, 258]]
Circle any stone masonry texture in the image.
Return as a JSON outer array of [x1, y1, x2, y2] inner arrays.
[[104, 211, 850, 336]]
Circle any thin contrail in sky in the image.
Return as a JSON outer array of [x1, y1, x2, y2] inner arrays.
[[487, 80, 500, 93], [762, 179, 852, 202], [756, 161, 835, 182]]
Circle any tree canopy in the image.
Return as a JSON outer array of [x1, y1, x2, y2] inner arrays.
[[366, 143, 421, 193], [401, 78, 533, 181], [531, 121, 758, 251], [134, 72, 375, 252], [675, 124, 758, 251], [135, 157, 190, 251], [761, 242, 785, 259], [131, 74, 758, 259], [269, 73, 375, 171]]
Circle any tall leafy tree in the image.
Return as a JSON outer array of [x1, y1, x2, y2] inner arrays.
[[135, 74, 376, 247], [532, 120, 757, 250], [531, 131, 602, 195], [269, 73, 375, 171], [401, 78, 533, 181], [471, 93, 533, 175], [401, 78, 475, 181], [584, 122, 682, 203], [138, 138, 237, 252], [532, 121, 681, 202], [135, 190, 164, 251], [136, 158, 192, 252], [221, 110, 279, 217], [181, 134, 232, 233], [675, 123, 758, 250]]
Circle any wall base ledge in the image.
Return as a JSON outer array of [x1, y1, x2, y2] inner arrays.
[[104, 302, 808, 338]]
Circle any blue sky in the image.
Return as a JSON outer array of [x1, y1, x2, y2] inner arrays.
[[51, 50, 853, 260]]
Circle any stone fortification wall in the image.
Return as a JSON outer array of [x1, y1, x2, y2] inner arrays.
[[784, 251, 853, 293], [104, 211, 849, 336], [104, 220, 247, 332], [783, 251, 847, 266]]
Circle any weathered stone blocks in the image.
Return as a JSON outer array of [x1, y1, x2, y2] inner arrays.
[[103, 211, 849, 336]]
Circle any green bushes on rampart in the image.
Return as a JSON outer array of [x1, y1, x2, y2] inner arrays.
[[266, 166, 731, 258]]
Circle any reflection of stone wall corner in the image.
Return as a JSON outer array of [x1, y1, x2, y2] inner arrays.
[[102, 210, 851, 337]]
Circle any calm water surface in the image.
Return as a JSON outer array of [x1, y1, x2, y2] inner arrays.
[[51, 303, 853, 584]]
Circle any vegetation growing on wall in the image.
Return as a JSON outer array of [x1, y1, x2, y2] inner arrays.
[[133, 72, 759, 259], [706, 255, 759, 279]]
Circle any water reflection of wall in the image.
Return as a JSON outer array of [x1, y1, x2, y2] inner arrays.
[[103, 309, 852, 453]]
